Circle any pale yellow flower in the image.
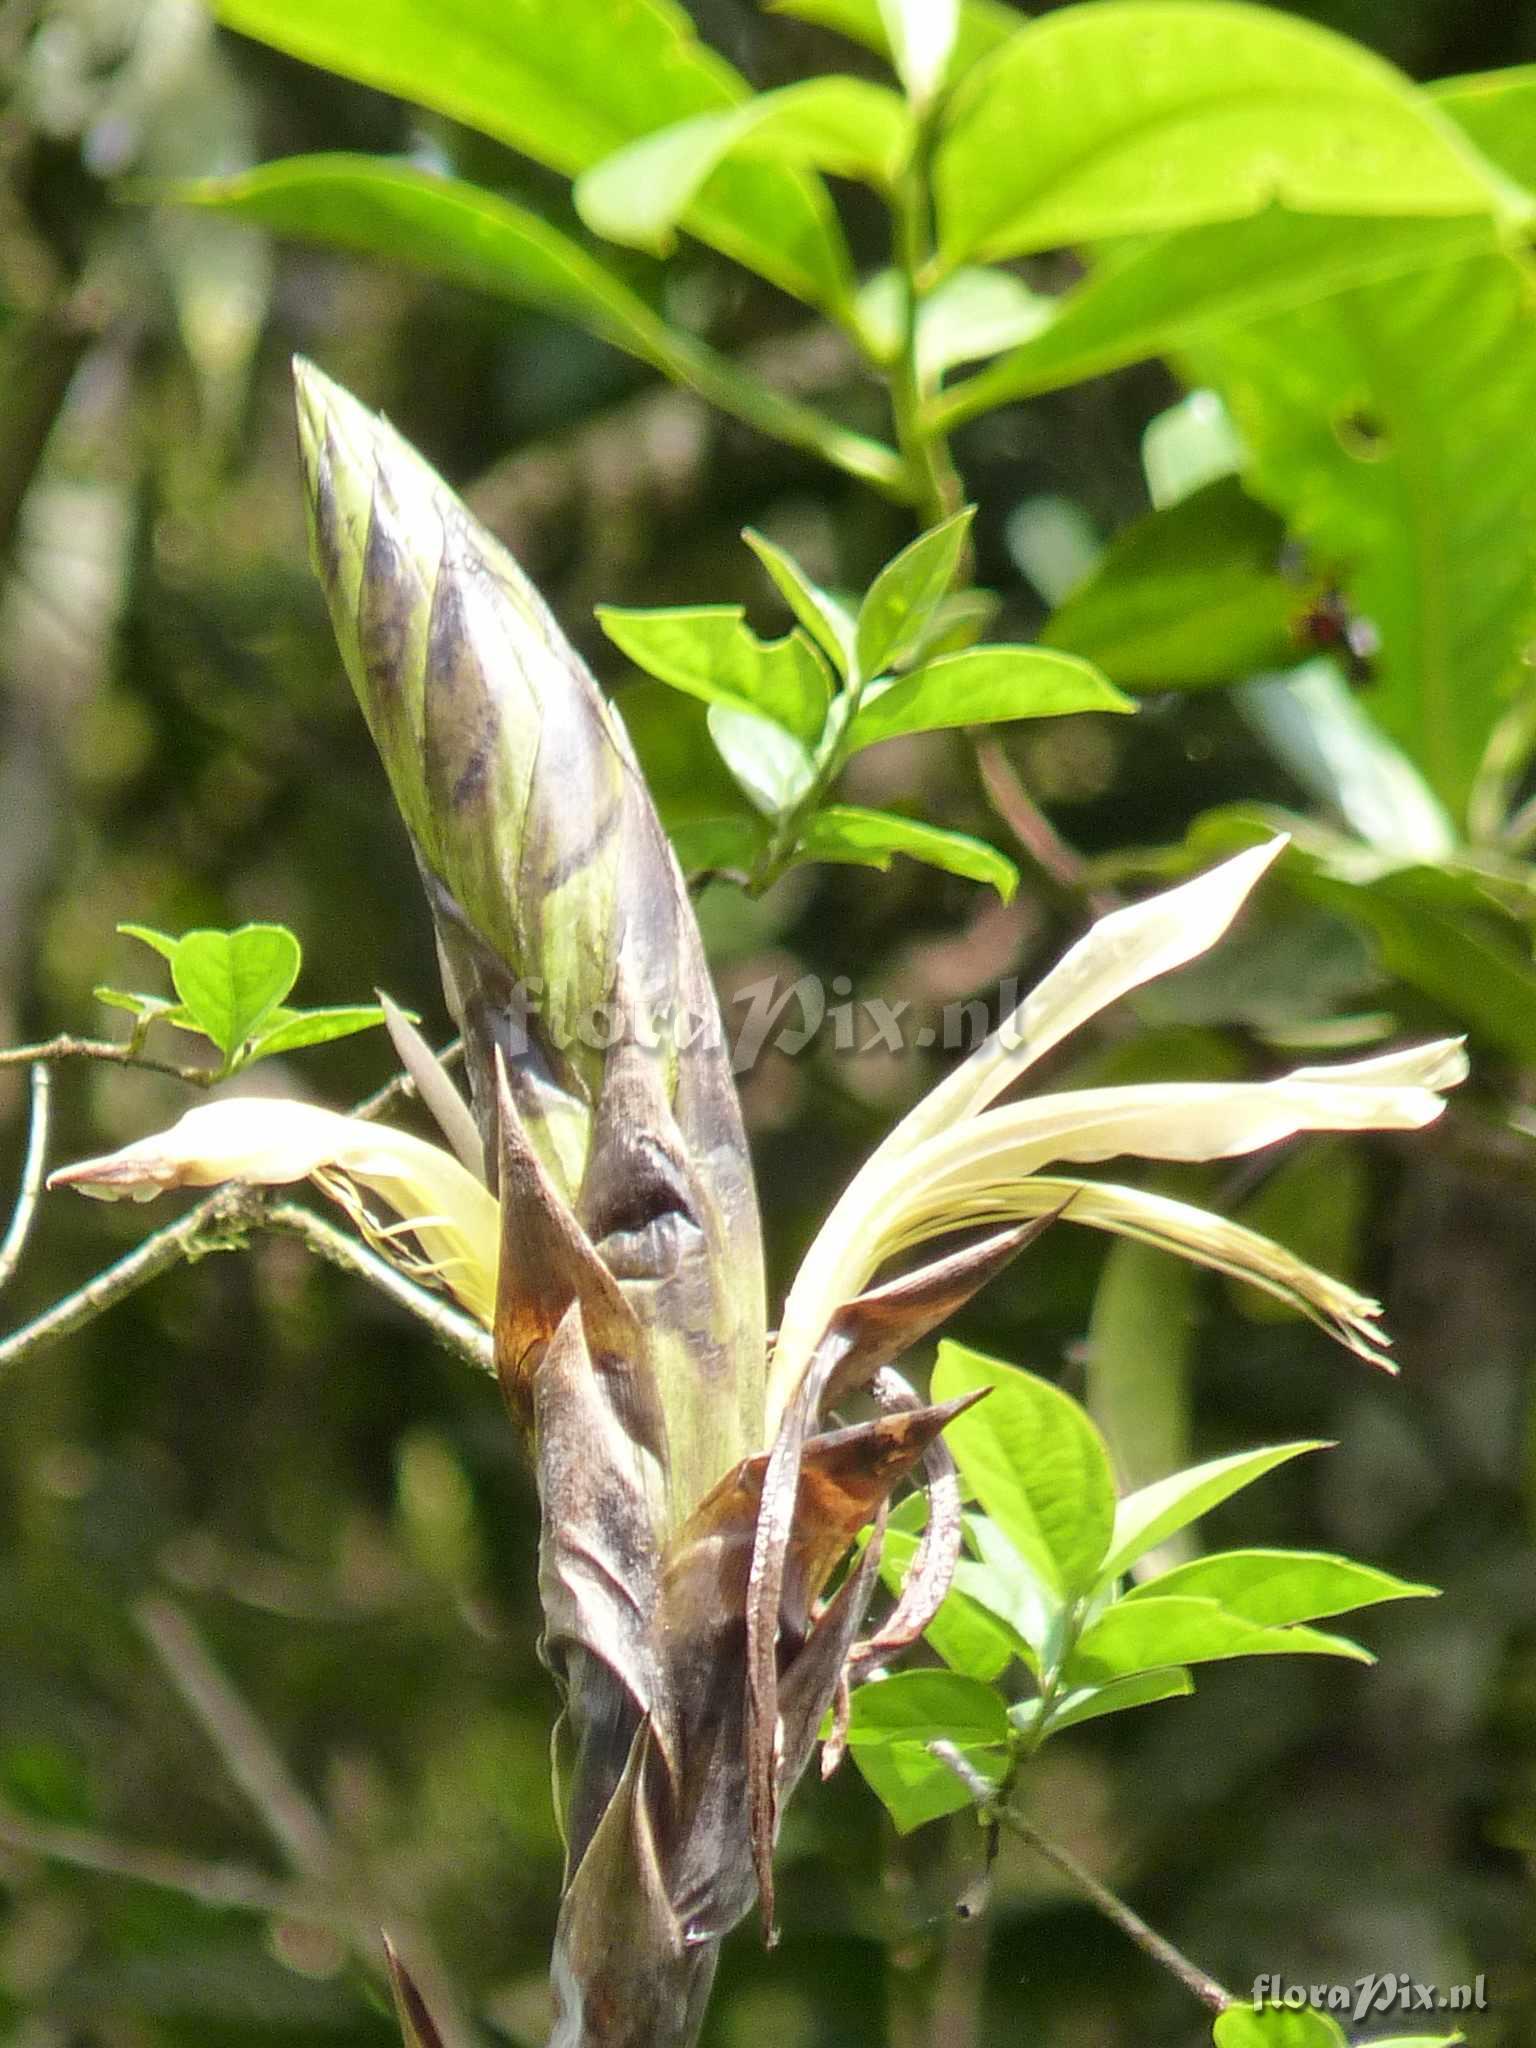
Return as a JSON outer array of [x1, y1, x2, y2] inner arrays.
[[768, 838, 1466, 1422]]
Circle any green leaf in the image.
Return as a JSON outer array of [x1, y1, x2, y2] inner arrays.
[[168, 156, 694, 367], [1022, 1667, 1194, 1736], [1236, 665, 1458, 862], [937, 212, 1499, 426], [793, 806, 1018, 898], [843, 1671, 1010, 1832], [1126, 1548, 1436, 1627], [742, 528, 856, 676], [954, 1513, 1057, 1673], [767, 0, 1018, 80], [877, 1525, 1022, 1682], [169, 925, 302, 1062], [209, 0, 853, 308], [614, 681, 763, 826], [1434, 66, 1536, 193], [1214, 2009, 1350, 2048], [936, 1, 1528, 265], [117, 922, 180, 963], [668, 817, 772, 876], [707, 704, 817, 816], [1101, 1442, 1328, 1585], [1191, 246, 1536, 821], [1069, 1595, 1372, 1681], [598, 605, 831, 740], [877, 0, 958, 104], [1086, 1241, 1196, 1510], [858, 267, 1053, 377], [93, 988, 176, 1021], [575, 77, 911, 253], [1042, 477, 1297, 691], [848, 643, 1129, 749], [932, 1345, 1117, 1599], [857, 508, 975, 680], [246, 1006, 395, 1059]]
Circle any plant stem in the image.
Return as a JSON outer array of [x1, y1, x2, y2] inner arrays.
[[928, 1741, 1234, 2016], [0, 1062, 50, 1289], [889, 125, 964, 528], [0, 1032, 220, 1085]]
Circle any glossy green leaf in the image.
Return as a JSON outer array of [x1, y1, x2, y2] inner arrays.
[[877, 0, 958, 103], [1214, 2010, 1350, 2048], [1191, 247, 1536, 820], [1020, 1666, 1194, 1736], [857, 266, 1054, 376], [933, 1344, 1116, 1597], [598, 605, 831, 740], [857, 509, 975, 680], [1101, 1442, 1328, 1585], [936, 1, 1527, 265], [247, 1006, 394, 1059], [937, 212, 1498, 426], [1126, 1548, 1436, 1627], [170, 925, 302, 1061], [707, 704, 817, 816], [848, 643, 1129, 749], [1434, 66, 1536, 192], [1070, 1595, 1371, 1681], [794, 806, 1018, 897], [1043, 477, 1295, 691], [117, 922, 180, 963], [575, 77, 910, 253], [878, 1525, 1022, 1681], [169, 156, 692, 366], [843, 1670, 1010, 1831], [209, 0, 852, 308], [955, 1513, 1057, 1673], [767, 0, 1018, 79], [742, 528, 856, 676], [93, 988, 180, 1023]]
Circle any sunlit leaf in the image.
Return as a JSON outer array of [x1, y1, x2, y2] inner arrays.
[[598, 604, 831, 739], [210, 0, 854, 306], [170, 925, 301, 1061], [742, 527, 856, 675], [933, 1345, 1116, 1597], [1069, 1595, 1371, 1681], [707, 703, 817, 815], [937, 1, 1527, 264], [1100, 1443, 1328, 1585], [1019, 1666, 1193, 1736], [1125, 1548, 1436, 1626], [247, 1005, 395, 1058], [843, 1670, 1010, 1831], [848, 644, 1129, 749], [856, 508, 975, 680], [877, 1524, 1021, 1681], [794, 805, 1018, 897]]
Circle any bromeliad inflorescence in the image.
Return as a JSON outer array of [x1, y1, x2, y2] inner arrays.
[[52, 364, 1466, 2048]]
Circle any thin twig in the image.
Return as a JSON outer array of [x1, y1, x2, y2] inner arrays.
[[135, 1596, 338, 1879], [263, 1201, 493, 1376], [0, 1183, 261, 1377], [134, 1597, 481, 2048], [928, 1741, 1233, 2015], [0, 1033, 218, 1085], [0, 1184, 492, 1382], [972, 738, 1121, 917], [0, 1803, 344, 1922], [0, 1062, 51, 1289]]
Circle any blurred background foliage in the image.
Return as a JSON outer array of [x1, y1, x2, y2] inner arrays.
[[3, 0, 1536, 2043]]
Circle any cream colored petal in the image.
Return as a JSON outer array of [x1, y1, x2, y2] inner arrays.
[[769, 1030, 1461, 1417], [883, 837, 1289, 1155], [51, 1097, 499, 1325]]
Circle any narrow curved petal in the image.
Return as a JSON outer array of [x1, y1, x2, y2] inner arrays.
[[50, 1097, 500, 1324]]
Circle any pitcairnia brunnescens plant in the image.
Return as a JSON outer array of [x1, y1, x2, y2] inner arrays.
[[51, 365, 1468, 2048]]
